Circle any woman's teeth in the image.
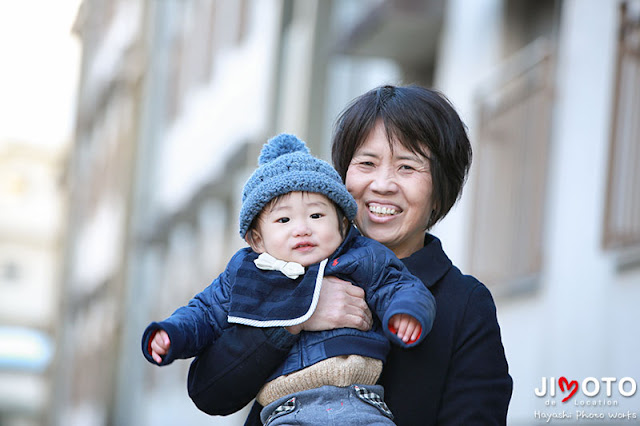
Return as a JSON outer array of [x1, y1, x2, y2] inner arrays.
[[369, 205, 397, 216]]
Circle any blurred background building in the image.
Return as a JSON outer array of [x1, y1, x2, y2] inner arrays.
[[0, 143, 61, 424], [0, 1, 78, 425], [1, 0, 638, 425]]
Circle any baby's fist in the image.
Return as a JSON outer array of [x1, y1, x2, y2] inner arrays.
[[389, 313, 422, 344], [150, 329, 171, 364]]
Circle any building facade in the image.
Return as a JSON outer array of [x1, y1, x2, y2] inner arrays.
[[54, 0, 640, 425], [0, 142, 63, 425]]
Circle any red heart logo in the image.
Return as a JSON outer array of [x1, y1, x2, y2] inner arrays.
[[558, 376, 578, 402]]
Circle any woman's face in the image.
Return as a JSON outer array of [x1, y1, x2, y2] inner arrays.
[[345, 122, 434, 259]]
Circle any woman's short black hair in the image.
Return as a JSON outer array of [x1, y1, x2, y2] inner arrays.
[[331, 84, 472, 229]]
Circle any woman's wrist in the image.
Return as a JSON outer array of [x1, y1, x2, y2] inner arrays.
[[284, 324, 303, 335]]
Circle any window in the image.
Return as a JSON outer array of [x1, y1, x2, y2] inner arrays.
[[468, 39, 554, 296], [603, 1, 640, 250]]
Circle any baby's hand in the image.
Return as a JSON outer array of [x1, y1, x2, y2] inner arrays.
[[389, 314, 422, 344], [150, 330, 171, 364]]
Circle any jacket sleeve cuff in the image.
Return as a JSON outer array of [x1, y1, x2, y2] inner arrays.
[[382, 299, 435, 348], [141, 321, 185, 366]]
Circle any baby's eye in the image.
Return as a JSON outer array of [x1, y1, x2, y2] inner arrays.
[[276, 217, 290, 223], [310, 213, 323, 219]]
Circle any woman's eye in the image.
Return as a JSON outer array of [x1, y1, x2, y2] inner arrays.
[[400, 164, 415, 171], [276, 217, 290, 223], [361, 161, 375, 167]]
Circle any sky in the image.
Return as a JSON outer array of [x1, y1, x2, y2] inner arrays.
[[0, 0, 81, 149]]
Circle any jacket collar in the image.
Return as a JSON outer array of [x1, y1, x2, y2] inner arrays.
[[330, 224, 361, 259], [401, 233, 452, 288]]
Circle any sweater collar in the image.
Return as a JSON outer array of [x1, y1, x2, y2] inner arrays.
[[401, 233, 452, 288]]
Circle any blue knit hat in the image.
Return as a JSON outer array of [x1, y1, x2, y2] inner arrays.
[[239, 133, 357, 237]]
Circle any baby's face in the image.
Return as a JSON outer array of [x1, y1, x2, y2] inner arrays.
[[251, 192, 343, 267]]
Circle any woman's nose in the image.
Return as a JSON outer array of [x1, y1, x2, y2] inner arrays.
[[369, 167, 398, 193]]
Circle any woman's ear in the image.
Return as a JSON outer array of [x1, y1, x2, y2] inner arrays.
[[245, 228, 265, 253]]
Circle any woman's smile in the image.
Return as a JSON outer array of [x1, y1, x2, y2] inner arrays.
[[367, 202, 401, 218]]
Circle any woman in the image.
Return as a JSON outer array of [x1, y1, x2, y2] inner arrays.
[[187, 85, 512, 425]]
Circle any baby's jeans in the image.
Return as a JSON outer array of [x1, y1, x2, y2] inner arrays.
[[260, 384, 395, 425]]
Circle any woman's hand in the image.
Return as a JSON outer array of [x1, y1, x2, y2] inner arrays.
[[286, 276, 373, 334]]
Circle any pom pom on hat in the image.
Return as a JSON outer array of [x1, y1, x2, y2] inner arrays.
[[258, 133, 309, 165], [239, 133, 357, 238]]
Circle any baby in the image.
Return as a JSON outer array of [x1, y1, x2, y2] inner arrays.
[[142, 133, 436, 425]]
